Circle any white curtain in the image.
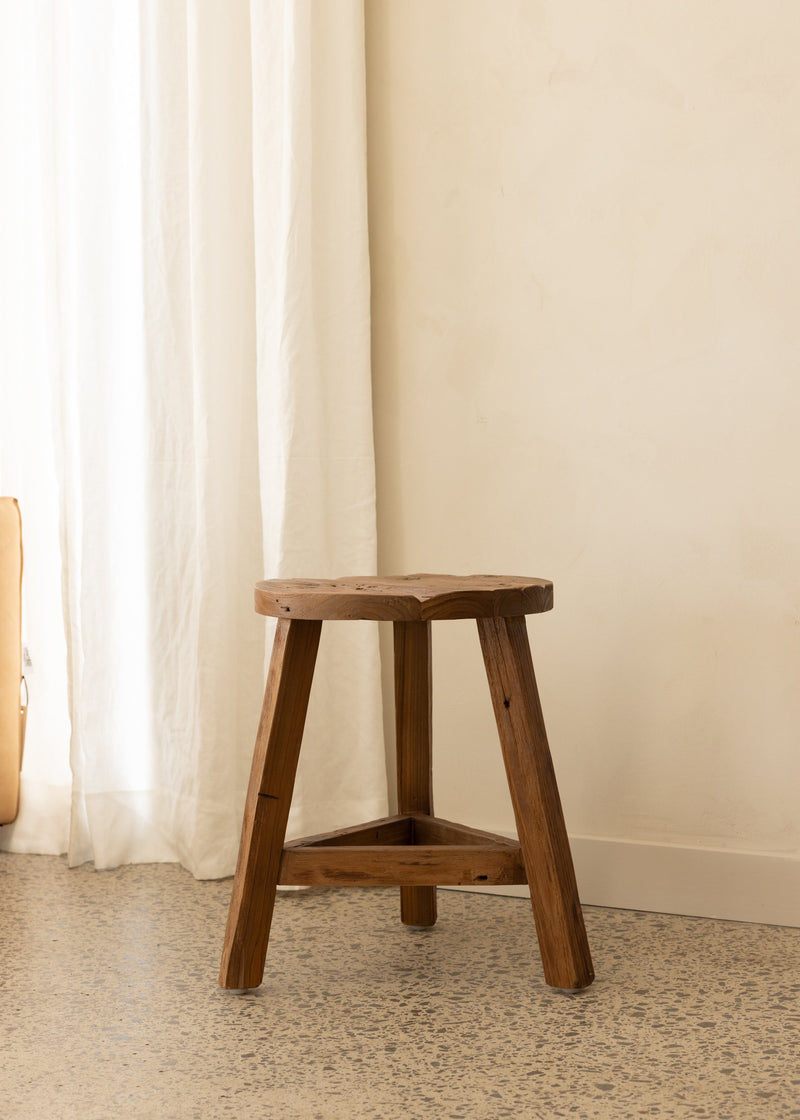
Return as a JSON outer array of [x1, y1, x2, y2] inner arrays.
[[0, 0, 387, 877]]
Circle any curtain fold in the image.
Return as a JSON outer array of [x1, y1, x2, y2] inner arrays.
[[250, 1, 387, 839], [0, 0, 386, 876]]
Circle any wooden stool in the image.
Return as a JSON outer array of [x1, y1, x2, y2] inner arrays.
[[219, 574, 594, 992]]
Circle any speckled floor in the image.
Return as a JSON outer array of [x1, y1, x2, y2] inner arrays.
[[2, 853, 799, 1119]]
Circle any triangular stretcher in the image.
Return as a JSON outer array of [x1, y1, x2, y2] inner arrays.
[[278, 812, 528, 887]]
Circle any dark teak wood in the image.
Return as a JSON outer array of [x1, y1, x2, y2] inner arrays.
[[478, 615, 594, 990], [219, 618, 321, 990], [394, 620, 437, 927], [220, 575, 594, 992]]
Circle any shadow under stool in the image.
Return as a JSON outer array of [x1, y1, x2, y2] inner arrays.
[[219, 574, 594, 993]]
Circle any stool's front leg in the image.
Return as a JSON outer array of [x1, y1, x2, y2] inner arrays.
[[478, 615, 594, 991], [219, 617, 322, 989], [394, 620, 437, 927]]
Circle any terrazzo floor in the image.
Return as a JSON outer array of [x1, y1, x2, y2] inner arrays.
[[2, 852, 799, 1119]]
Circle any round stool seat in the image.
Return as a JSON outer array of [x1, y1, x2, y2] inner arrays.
[[254, 573, 553, 622]]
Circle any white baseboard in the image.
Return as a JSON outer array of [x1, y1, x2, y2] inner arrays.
[[445, 834, 800, 928]]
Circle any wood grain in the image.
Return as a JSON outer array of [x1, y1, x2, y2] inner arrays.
[[279, 812, 527, 887], [412, 813, 521, 849], [478, 615, 595, 991], [278, 844, 527, 887], [394, 620, 437, 925], [254, 574, 553, 621], [282, 812, 523, 851], [219, 618, 321, 990], [282, 814, 413, 848]]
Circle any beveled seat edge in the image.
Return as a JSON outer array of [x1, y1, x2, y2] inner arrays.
[[254, 574, 553, 621]]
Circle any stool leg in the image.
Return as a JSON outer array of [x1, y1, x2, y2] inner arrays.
[[477, 615, 594, 990], [219, 618, 322, 989], [394, 620, 437, 927]]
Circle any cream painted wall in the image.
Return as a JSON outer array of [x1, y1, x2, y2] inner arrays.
[[366, 1, 800, 918]]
